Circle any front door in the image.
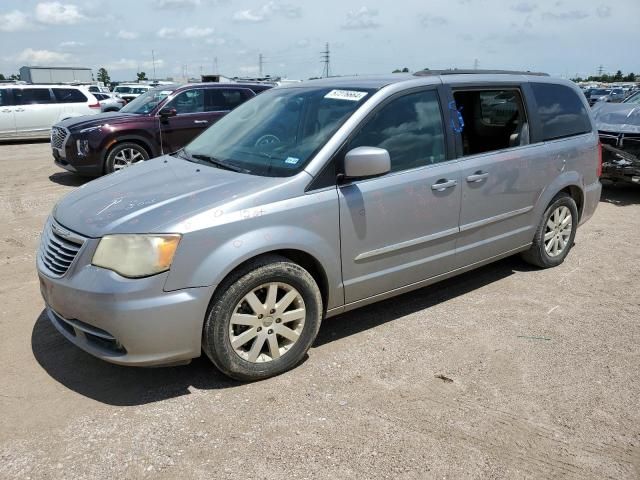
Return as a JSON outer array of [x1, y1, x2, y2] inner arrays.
[[13, 88, 61, 136], [338, 89, 462, 304]]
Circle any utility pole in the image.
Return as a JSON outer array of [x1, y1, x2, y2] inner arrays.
[[321, 42, 330, 78], [214, 57, 219, 74], [258, 53, 264, 77], [473, 58, 479, 70], [151, 50, 157, 81]]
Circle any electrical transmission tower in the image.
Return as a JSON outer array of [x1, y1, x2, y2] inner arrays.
[[321, 43, 330, 78], [597, 65, 604, 76]]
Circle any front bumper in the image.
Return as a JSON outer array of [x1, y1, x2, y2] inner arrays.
[[37, 225, 215, 366], [599, 135, 640, 185], [51, 131, 104, 176]]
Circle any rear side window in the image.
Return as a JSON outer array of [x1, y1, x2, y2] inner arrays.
[[53, 88, 88, 103], [15, 88, 54, 104], [0, 89, 10, 107], [205, 89, 247, 111], [531, 83, 591, 140]]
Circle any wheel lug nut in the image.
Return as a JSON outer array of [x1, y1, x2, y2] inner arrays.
[[257, 327, 262, 332], [268, 329, 273, 334], [258, 314, 263, 319], [270, 309, 276, 314], [275, 318, 281, 323]]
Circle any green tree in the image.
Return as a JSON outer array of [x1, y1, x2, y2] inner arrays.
[[97, 68, 111, 84], [136, 71, 148, 81], [613, 70, 624, 82], [0, 74, 5, 80], [9, 74, 19, 80], [401, 67, 409, 73], [392, 69, 402, 73], [624, 72, 636, 82]]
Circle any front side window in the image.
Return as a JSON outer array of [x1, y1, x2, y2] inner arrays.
[[347, 90, 446, 172], [0, 89, 10, 107], [52, 88, 87, 103], [531, 83, 592, 140], [454, 88, 529, 155], [183, 86, 373, 176], [15, 88, 54, 105], [167, 89, 204, 114]]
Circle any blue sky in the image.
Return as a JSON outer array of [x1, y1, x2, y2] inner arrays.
[[0, 0, 638, 81]]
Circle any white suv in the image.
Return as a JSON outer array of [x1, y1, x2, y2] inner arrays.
[[0, 85, 101, 140]]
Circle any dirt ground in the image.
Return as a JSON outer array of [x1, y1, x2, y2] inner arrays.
[[0, 141, 638, 480]]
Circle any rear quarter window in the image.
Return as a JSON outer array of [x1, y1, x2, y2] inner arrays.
[[52, 88, 88, 103], [531, 83, 591, 140]]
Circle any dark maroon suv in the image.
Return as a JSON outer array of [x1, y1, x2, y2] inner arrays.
[[51, 83, 271, 176]]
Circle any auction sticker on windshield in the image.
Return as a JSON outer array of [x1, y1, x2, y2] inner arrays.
[[324, 90, 368, 101]]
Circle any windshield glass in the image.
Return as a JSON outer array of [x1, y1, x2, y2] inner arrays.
[[183, 86, 374, 176], [114, 86, 149, 94], [120, 88, 174, 114], [591, 89, 611, 96], [623, 92, 640, 104]]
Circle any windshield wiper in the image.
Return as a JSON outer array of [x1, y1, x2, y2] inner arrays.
[[190, 154, 250, 173], [173, 149, 249, 173]]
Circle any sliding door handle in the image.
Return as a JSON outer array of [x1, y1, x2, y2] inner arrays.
[[431, 179, 457, 191], [466, 172, 489, 183]]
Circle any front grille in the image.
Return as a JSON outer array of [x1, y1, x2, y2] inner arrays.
[[51, 126, 68, 150], [39, 221, 84, 277]]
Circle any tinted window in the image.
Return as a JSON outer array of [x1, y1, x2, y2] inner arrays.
[[53, 88, 88, 103], [531, 83, 592, 140], [348, 90, 446, 172], [93, 93, 107, 100], [167, 89, 204, 114], [15, 88, 54, 104], [0, 89, 10, 107], [205, 88, 246, 111]]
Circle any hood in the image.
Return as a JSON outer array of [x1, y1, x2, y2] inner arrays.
[[57, 112, 143, 131], [592, 103, 640, 134], [53, 155, 287, 237]]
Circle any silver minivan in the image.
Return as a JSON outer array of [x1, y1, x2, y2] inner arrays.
[[37, 71, 602, 380]]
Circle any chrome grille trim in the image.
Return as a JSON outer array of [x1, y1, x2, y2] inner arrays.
[[50, 126, 69, 150], [39, 221, 85, 278]]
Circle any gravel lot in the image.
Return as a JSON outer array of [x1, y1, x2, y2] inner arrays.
[[0, 141, 638, 479]]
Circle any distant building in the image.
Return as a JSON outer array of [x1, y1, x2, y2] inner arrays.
[[19, 66, 93, 84], [201, 74, 234, 83]]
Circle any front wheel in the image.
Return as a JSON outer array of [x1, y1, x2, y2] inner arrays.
[[202, 255, 323, 381], [521, 193, 578, 268], [105, 142, 149, 174]]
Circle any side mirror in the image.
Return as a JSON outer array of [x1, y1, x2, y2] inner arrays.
[[159, 107, 177, 118], [343, 146, 391, 179]]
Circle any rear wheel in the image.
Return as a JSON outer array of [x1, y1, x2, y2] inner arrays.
[[202, 255, 322, 381], [521, 193, 578, 268], [105, 142, 149, 173]]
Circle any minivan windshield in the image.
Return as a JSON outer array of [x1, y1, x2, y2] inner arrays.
[[182, 86, 374, 176], [114, 86, 149, 94], [120, 88, 174, 114]]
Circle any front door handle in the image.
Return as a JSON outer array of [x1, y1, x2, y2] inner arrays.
[[193, 120, 209, 124], [431, 179, 457, 191], [466, 171, 489, 183], [14, 108, 25, 112]]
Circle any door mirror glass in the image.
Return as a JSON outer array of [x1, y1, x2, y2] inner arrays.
[[159, 107, 177, 118], [344, 147, 390, 179]]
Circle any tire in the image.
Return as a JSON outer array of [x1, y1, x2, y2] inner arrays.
[[202, 255, 323, 381], [104, 142, 149, 174], [521, 193, 578, 268]]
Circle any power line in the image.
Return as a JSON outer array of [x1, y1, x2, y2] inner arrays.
[[321, 42, 330, 78]]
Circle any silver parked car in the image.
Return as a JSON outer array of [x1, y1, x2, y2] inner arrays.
[[37, 71, 602, 380], [92, 92, 126, 112]]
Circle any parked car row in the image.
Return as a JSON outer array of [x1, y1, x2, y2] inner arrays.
[[0, 84, 101, 140]]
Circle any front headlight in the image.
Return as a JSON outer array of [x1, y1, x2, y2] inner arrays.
[[76, 139, 90, 156], [92, 234, 181, 278]]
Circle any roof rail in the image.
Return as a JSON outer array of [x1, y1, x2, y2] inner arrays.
[[414, 69, 549, 77]]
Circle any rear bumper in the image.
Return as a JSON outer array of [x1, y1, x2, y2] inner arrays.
[[580, 181, 602, 226], [37, 257, 216, 366]]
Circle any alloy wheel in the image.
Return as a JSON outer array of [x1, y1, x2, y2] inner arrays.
[[113, 148, 145, 170], [229, 282, 306, 363], [544, 206, 572, 257]]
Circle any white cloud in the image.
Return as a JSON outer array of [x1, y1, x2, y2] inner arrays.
[[15, 48, 72, 64], [233, 1, 301, 23], [0, 10, 31, 32], [116, 30, 139, 40], [511, 2, 537, 13], [59, 40, 84, 47], [596, 5, 611, 18], [106, 58, 166, 71], [342, 6, 380, 30], [157, 26, 214, 38], [154, 0, 201, 8], [419, 14, 448, 28], [35, 2, 85, 25]]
